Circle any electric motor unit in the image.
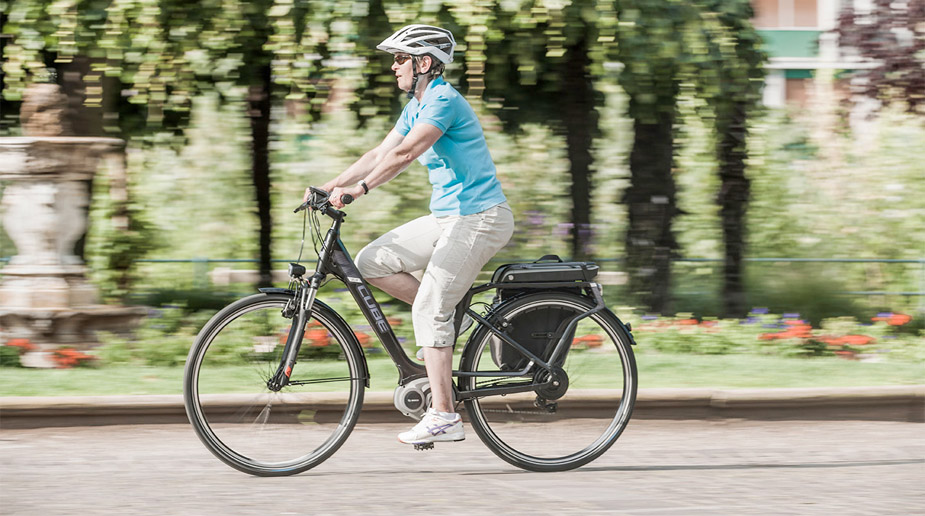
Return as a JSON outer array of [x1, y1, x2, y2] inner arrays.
[[393, 378, 432, 420]]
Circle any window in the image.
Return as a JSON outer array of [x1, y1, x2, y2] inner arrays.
[[794, 0, 818, 27], [754, 0, 781, 27], [752, 0, 818, 28]]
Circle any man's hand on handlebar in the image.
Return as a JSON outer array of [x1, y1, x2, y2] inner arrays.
[[297, 185, 360, 213], [329, 183, 365, 209]]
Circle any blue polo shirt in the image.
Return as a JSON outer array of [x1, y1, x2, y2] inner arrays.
[[395, 77, 507, 216]]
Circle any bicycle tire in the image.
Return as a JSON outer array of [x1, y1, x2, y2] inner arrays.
[[183, 293, 366, 476], [459, 291, 637, 472]]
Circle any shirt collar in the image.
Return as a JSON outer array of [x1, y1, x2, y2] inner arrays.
[[418, 76, 445, 104]]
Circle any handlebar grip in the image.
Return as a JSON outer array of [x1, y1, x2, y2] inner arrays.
[[341, 194, 354, 205]]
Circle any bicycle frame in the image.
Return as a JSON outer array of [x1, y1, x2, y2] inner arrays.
[[274, 202, 607, 401]]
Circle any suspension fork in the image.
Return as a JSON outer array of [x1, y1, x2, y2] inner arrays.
[[267, 274, 323, 391], [267, 217, 341, 391]]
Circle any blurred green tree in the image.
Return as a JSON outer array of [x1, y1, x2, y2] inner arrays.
[[693, 0, 766, 317], [614, 0, 764, 315], [1, 0, 157, 292], [2, 0, 770, 315], [1, 0, 338, 288], [615, 0, 694, 314], [478, 0, 618, 261]]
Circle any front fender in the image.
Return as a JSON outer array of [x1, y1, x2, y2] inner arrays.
[[258, 287, 296, 296]]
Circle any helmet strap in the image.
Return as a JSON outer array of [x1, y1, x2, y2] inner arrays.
[[408, 58, 421, 99], [408, 74, 419, 100]]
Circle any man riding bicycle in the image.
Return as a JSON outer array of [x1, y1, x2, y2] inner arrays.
[[305, 25, 514, 446]]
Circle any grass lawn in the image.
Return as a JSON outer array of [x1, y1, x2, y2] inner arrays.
[[0, 352, 921, 397]]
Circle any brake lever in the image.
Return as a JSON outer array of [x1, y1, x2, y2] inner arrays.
[[295, 187, 332, 213]]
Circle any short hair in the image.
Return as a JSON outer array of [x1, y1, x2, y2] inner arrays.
[[414, 54, 445, 79]]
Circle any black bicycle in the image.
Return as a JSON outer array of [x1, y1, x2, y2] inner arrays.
[[183, 187, 637, 476]]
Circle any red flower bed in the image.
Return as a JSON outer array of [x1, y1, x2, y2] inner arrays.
[[872, 313, 912, 326], [6, 338, 37, 352], [834, 350, 858, 360], [354, 331, 373, 347], [572, 334, 604, 348], [759, 321, 813, 340], [305, 328, 330, 347], [51, 347, 96, 368], [818, 334, 875, 347]]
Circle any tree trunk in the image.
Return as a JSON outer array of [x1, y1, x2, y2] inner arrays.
[[248, 64, 274, 289], [623, 102, 678, 314], [0, 10, 13, 133], [716, 102, 750, 317], [561, 37, 596, 261], [58, 56, 104, 136], [57, 56, 104, 261]]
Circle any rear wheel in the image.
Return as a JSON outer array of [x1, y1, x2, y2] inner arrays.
[[459, 291, 637, 472], [183, 293, 366, 476]]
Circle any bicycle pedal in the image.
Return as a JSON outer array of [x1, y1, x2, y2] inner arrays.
[[413, 443, 435, 451]]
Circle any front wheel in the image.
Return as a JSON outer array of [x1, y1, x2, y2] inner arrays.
[[183, 293, 367, 476], [459, 291, 637, 472]]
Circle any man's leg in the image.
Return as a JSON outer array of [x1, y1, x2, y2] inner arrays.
[[422, 346, 454, 412], [366, 273, 419, 305], [412, 205, 515, 415], [355, 215, 442, 305]]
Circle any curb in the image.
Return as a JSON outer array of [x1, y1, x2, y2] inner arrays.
[[1, 386, 923, 429]]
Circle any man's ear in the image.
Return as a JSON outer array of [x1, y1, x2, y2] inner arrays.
[[420, 55, 432, 74]]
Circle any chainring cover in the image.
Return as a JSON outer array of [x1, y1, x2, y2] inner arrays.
[[393, 377, 432, 420]]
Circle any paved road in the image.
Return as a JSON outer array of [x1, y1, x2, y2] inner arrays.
[[1, 420, 923, 515]]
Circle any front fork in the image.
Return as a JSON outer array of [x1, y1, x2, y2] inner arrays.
[[267, 274, 322, 391]]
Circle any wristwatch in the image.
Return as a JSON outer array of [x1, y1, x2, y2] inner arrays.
[[358, 180, 369, 194]]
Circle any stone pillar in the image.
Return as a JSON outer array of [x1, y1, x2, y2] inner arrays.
[[0, 84, 145, 367], [0, 138, 121, 307]]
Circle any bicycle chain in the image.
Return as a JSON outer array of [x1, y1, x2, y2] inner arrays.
[[480, 408, 554, 416]]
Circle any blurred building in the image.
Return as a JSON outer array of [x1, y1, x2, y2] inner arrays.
[[752, 0, 868, 108]]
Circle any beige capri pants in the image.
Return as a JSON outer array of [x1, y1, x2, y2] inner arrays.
[[355, 203, 514, 349]]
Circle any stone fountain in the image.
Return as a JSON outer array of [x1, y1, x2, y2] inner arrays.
[[0, 83, 146, 367]]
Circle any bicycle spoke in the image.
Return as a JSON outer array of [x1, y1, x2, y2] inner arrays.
[[461, 292, 637, 472], [184, 294, 365, 476]]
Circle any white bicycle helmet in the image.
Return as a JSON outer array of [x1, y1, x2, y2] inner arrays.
[[377, 25, 456, 64]]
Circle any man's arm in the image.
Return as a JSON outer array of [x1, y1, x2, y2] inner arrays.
[[328, 123, 444, 207], [308, 129, 406, 200], [363, 123, 442, 189]]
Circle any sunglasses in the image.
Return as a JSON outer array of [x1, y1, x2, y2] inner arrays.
[[393, 54, 412, 65]]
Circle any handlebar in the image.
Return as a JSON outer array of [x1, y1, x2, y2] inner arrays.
[[294, 187, 352, 215]]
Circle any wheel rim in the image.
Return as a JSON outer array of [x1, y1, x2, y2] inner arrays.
[[187, 299, 362, 473], [464, 297, 635, 467]]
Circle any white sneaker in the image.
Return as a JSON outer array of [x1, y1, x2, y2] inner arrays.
[[416, 315, 474, 361], [398, 409, 465, 444]]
